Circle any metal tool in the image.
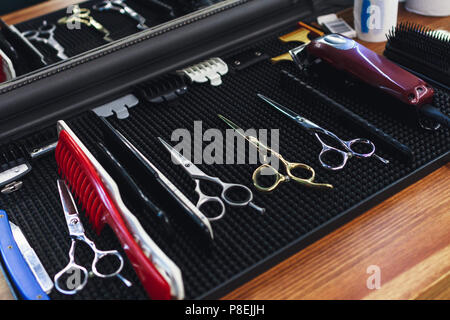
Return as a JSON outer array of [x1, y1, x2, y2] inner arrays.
[[271, 22, 324, 63], [22, 21, 68, 60], [29, 141, 58, 159], [0, 163, 31, 188], [257, 94, 389, 171], [159, 138, 265, 220], [218, 115, 333, 193], [0, 210, 52, 300], [93, 0, 148, 30], [58, 5, 113, 42], [54, 179, 125, 295], [179, 57, 228, 86]]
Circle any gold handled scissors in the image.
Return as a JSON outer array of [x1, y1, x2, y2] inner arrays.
[[257, 94, 389, 171], [218, 115, 333, 192], [58, 5, 114, 42]]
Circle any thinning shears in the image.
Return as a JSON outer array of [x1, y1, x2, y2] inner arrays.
[[218, 115, 333, 192], [159, 138, 265, 220], [257, 94, 389, 171], [22, 21, 68, 60], [54, 180, 126, 295], [93, 0, 148, 30]]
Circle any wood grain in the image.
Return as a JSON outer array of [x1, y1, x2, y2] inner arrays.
[[223, 164, 450, 300], [0, 1, 449, 300], [1, 0, 87, 25]]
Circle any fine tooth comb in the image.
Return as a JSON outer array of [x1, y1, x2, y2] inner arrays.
[[134, 73, 189, 106], [55, 120, 184, 300]]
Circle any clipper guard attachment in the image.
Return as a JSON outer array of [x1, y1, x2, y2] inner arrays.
[[55, 120, 184, 300]]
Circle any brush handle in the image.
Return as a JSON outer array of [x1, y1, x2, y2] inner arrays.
[[281, 70, 414, 162], [303, 34, 434, 107]]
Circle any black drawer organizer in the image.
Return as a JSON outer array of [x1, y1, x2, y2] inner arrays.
[[0, 1, 449, 300]]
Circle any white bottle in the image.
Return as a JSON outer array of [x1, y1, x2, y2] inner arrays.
[[354, 0, 399, 42]]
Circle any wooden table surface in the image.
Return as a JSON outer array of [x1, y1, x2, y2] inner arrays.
[[1, 2, 449, 300]]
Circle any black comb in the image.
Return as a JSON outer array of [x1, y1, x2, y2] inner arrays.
[[385, 22, 450, 90], [134, 73, 189, 106]]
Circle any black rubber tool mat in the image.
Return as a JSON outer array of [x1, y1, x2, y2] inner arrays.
[[0, 23, 449, 300]]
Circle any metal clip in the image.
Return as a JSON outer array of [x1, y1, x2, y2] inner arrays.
[[179, 57, 228, 86]]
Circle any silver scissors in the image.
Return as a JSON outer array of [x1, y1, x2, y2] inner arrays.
[[22, 21, 68, 60], [258, 94, 389, 171], [54, 180, 126, 295], [159, 138, 265, 221], [93, 0, 148, 30]]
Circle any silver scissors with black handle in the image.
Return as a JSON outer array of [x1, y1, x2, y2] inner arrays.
[[258, 94, 389, 171], [159, 138, 265, 221]]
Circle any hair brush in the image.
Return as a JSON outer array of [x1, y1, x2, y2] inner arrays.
[[385, 22, 450, 90], [55, 120, 184, 300]]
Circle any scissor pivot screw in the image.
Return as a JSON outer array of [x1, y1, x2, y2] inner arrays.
[[185, 163, 191, 168], [70, 218, 79, 225]]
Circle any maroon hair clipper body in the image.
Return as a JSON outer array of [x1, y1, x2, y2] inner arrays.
[[289, 34, 449, 128]]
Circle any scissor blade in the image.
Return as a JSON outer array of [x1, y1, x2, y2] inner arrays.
[[257, 94, 300, 122], [158, 137, 191, 166], [57, 179, 78, 217], [218, 114, 248, 139]]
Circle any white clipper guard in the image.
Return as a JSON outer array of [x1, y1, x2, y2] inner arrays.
[[179, 57, 228, 86]]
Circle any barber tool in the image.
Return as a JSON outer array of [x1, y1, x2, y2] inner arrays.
[[227, 49, 269, 72], [138, 0, 176, 18], [55, 120, 184, 299], [95, 141, 172, 234], [22, 21, 68, 61], [96, 116, 213, 241], [93, 0, 148, 30], [1, 181, 23, 194], [92, 94, 139, 120], [58, 5, 113, 43], [29, 141, 58, 159], [271, 22, 324, 63], [134, 73, 189, 106], [218, 115, 333, 192], [179, 57, 228, 86], [385, 23, 450, 89], [54, 179, 126, 295], [282, 33, 450, 129], [257, 94, 389, 171], [159, 138, 265, 220], [0, 210, 53, 300], [0, 162, 31, 189], [280, 70, 414, 163], [0, 49, 15, 82]]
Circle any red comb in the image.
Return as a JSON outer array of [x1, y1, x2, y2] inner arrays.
[[55, 127, 173, 299]]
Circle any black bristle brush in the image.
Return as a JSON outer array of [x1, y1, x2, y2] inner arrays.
[[385, 22, 450, 90]]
